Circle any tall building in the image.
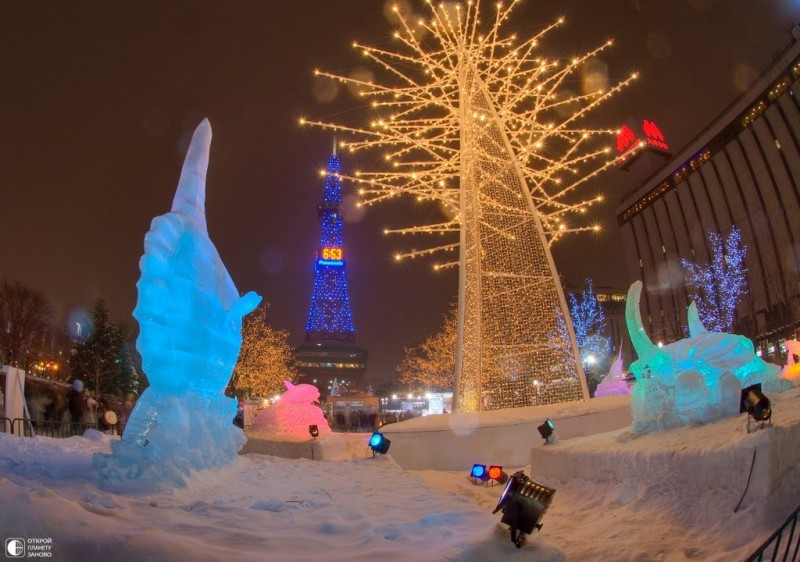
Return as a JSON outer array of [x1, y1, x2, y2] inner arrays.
[[295, 148, 368, 397], [616, 23, 800, 362]]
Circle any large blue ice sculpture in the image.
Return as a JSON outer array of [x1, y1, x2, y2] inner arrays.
[[93, 120, 261, 490], [626, 281, 790, 434]]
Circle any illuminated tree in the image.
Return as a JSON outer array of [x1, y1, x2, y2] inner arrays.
[[302, 1, 639, 410], [69, 299, 140, 397], [230, 303, 299, 398], [681, 227, 747, 333], [569, 279, 611, 369], [397, 305, 456, 391]]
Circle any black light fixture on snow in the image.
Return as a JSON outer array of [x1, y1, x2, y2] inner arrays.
[[492, 470, 557, 548], [537, 419, 555, 443], [369, 431, 391, 455], [309, 425, 319, 439], [740, 383, 772, 432]]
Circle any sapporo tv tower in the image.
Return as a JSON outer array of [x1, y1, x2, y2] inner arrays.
[[295, 144, 368, 397]]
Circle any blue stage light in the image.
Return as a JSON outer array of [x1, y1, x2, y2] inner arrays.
[[369, 432, 390, 455], [470, 464, 488, 480]]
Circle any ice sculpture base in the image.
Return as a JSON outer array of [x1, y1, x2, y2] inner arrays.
[[93, 387, 245, 492], [242, 431, 370, 461]]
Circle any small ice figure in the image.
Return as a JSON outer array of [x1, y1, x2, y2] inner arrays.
[[594, 346, 631, 398], [780, 340, 800, 381], [93, 120, 261, 490], [250, 381, 331, 438]]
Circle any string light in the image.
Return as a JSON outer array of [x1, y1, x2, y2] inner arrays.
[[568, 279, 611, 371], [681, 227, 747, 333], [302, 2, 638, 410]]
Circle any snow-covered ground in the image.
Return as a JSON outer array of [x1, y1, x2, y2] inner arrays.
[[2, 387, 799, 561]]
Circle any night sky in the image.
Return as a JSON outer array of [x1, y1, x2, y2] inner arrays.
[[2, 0, 798, 387]]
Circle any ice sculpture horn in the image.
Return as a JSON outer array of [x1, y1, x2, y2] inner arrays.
[[687, 301, 708, 337], [625, 281, 659, 362], [230, 291, 261, 322], [171, 118, 211, 231]]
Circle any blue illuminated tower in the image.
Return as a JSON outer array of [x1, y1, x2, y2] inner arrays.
[[305, 151, 356, 341], [296, 147, 368, 397]]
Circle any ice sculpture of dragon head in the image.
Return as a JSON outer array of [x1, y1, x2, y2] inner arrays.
[[626, 281, 788, 433], [133, 119, 261, 397]]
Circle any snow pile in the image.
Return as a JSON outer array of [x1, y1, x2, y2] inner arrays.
[[2, 388, 800, 560], [0, 430, 560, 561]]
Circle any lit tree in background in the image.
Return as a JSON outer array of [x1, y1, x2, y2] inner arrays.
[[229, 303, 299, 399], [538, 305, 580, 405], [69, 299, 140, 397], [681, 227, 747, 333], [302, 1, 640, 410], [397, 305, 456, 392], [568, 278, 611, 390]]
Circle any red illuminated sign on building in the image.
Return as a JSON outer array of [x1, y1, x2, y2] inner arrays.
[[616, 119, 669, 154], [616, 125, 637, 154], [642, 119, 669, 151]]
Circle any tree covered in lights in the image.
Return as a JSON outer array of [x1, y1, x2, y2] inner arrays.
[[540, 305, 580, 403], [229, 303, 299, 399], [302, 1, 640, 411], [397, 305, 456, 392], [681, 227, 747, 333], [569, 279, 611, 366], [568, 279, 611, 392]]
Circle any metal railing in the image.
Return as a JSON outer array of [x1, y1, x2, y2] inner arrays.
[[0, 417, 125, 438], [745, 503, 800, 562]]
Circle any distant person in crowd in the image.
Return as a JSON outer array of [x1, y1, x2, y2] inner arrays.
[[118, 392, 137, 426], [46, 392, 65, 422], [27, 391, 53, 423], [67, 380, 87, 434], [233, 397, 245, 429], [82, 389, 98, 425]]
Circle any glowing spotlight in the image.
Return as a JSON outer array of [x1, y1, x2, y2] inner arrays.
[[488, 465, 509, 484], [369, 432, 391, 455], [537, 419, 555, 443], [470, 463, 489, 483]]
